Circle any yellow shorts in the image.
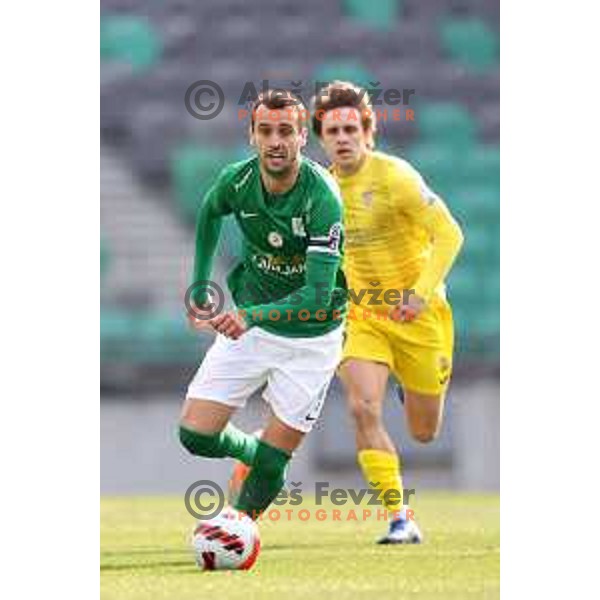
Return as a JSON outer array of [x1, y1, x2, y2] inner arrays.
[[342, 296, 454, 396]]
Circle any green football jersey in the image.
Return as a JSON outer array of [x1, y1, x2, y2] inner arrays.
[[192, 155, 347, 337]]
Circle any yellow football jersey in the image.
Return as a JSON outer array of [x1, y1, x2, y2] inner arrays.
[[332, 150, 463, 395], [331, 150, 461, 304]]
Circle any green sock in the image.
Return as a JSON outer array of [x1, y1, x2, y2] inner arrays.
[[234, 440, 291, 518], [179, 423, 258, 465]]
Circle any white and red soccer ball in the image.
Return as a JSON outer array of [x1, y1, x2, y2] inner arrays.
[[192, 507, 261, 571]]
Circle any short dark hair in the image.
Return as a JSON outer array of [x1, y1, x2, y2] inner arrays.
[[311, 80, 376, 138], [250, 89, 308, 131]]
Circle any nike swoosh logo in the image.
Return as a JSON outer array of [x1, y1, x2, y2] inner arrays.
[[240, 211, 258, 218]]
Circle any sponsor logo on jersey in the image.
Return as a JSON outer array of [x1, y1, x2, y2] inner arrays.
[[268, 231, 284, 248], [291, 217, 306, 237], [362, 190, 373, 207], [254, 254, 305, 276]]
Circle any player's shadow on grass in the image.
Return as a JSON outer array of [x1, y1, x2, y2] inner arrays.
[[101, 548, 196, 572], [101, 560, 195, 573], [262, 542, 334, 551], [102, 547, 188, 557]]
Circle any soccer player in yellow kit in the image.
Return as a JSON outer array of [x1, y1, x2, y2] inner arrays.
[[312, 82, 464, 543]]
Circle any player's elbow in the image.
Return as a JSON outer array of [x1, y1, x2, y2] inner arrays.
[[442, 217, 464, 257]]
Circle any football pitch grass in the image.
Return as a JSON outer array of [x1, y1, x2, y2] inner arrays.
[[101, 493, 499, 599]]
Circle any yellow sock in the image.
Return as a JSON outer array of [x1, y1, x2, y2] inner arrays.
[[357, 449, 403, 513]]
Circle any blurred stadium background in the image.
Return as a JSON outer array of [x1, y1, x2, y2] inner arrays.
[[100, 0, 499, 495]]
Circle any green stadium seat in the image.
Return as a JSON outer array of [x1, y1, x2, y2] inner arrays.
[[459, 224, 496, 267], [100, 308, 141, 361], [449, 259, 500, 358], [101, 309, 139, 340], [440, 18, 499, 72], [313, 60, 375, 87], [482, 270, 500, 306], [101, 15, 161, 72], [483, 232, 500, 270], [169, 145, 236, 223], [472, 306, 500, 337], [405, 143, 465, 194], [447, 184, 500, 224], [135, 313, 199, 363], [452, 304, 472, 349], [343, 0, 401, 31], [417, 102, 477, 148], [462, 145, 500, 187], [453, 302, 499, 358], [447, 264, 482, 305], [447, 264, 481, 298], [101, 308, 209, 364]]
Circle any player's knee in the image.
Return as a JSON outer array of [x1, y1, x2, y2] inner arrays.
[[178, 414, 203, 438], [349, 396, 382, 427], [410, 425, 438, 444], [405, 392, 444, 444], [179, 399, 198, 425]]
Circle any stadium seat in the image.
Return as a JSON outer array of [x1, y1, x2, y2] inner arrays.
[[447, 264, 483, 306], [482, 269, 500, 306], [459, 225, 495, 267], [440, 17, 499, 72], [100, 309, 138, 336], [130, 103, 187, 184], [405, 143, 465, 194], [342, 0, 401, 31], [453, 300, 499, 358], [462, 145, 500, 187], [417, 102, 477, 148], [99, 0, 499, 368], [169, 145, 236, 222], [452, 303, 473, 349], [402, 0, 449, 20], [100, 15, 162, 72], [447, 184, 500, 224], [101, 308, 205, 364], [472, 306, 500, 337], [477, 102, 500, 144], [135, 313, 199, 364]]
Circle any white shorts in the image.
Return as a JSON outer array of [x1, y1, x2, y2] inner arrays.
[[186, 325, 343, 433]]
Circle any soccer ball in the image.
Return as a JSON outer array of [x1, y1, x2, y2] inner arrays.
[[192, 507, 261, 570]]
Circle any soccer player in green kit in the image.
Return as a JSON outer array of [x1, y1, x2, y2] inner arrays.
[[179, 90, 346, 519]]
